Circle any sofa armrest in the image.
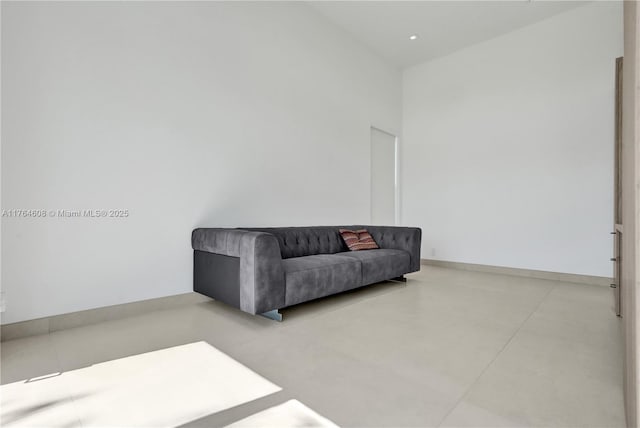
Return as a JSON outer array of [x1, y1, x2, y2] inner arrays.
[[192, 228, 285, 314], [365, 226, 422, 272]]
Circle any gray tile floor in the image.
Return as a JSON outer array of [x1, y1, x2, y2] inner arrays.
[[0, 267, 625, 427]]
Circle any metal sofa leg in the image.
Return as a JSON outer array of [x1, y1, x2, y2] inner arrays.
[[261, 310, 283, 321], [390, 276, 407, 283]]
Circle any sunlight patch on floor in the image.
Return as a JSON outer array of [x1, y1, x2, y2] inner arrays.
[[225, 399, 339, 428], [0, 341, 282, 427]]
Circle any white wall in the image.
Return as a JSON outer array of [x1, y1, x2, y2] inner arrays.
[[402, 3, 623, 277], [1, 2, 401, 323]]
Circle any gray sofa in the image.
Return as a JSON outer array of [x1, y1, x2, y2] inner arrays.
[[191, 226, 421, 320]]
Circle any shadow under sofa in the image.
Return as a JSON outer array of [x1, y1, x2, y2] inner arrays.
[[191, 226, 422, 320]]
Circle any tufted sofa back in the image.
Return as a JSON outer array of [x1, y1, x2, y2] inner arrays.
[[240, 226, 351, 259], [237, 225, 421, 271]]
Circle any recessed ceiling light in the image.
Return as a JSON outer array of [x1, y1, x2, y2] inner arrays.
[[409, 34, 419, 41]]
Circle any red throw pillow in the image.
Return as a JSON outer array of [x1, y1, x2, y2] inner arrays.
[[339, 229, 379, 251]]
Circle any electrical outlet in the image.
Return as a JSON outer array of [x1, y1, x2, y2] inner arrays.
[[430, 247, 436, 257], [0, 292, 6, 313]]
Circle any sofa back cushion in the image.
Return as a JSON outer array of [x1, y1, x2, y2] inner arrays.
[[240, 226, 350, 259]]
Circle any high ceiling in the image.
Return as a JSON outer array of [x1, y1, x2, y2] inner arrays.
[[308, 1, 588, 68]]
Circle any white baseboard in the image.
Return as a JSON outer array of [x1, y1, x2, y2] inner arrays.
[[1, 292, 210, 342], [421, 259, 612, 287]]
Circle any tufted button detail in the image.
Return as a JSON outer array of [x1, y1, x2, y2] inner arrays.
[[248, 227, 382, 258]]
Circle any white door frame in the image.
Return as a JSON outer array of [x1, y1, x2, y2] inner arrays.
[[370, 126, 399, 226]]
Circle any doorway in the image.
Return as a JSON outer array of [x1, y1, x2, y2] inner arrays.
[[370, 127, 398, 226]]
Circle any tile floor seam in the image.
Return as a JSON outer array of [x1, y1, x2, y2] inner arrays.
[[49, 330, 88, 428], [434, 281, 558, 427], [283, 282, 408, 326]]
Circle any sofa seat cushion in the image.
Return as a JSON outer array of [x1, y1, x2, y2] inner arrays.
[[282, 254, 362, 306], [337, 249, 410, 285]]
